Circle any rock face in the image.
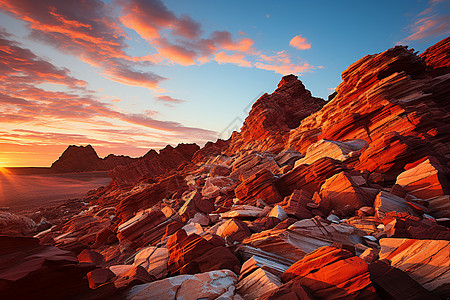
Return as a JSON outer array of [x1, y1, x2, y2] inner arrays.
[[7, 37, 450, 299], [278, 246, 379, 299], [51, 144, 135, 172], [226, 75, 325, 154], [287, 44, 450, 184]]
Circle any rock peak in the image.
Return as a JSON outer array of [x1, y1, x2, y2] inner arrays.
[[277, 74, 299, 88]]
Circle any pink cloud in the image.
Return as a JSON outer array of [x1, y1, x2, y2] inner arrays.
[[403, 0, 450, 41], [155, 95, 186, 106], [289, 35, 311, 50], [214, 51, 252, 67], [254, 61, 314, 75]]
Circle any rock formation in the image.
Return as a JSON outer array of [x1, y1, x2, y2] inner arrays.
[[4, 36, 450, 299]]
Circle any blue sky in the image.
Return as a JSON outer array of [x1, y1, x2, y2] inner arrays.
[[0, 0, 448, 166]]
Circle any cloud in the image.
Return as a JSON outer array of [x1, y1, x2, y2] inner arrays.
[[0, 29, 217, 161], [214, 51, 252, 67], [254, 61, 315, 75], [289, 35, 311, 50], [403, 0, 450, 41], [0, 0, 165, 90], [155, 95, 186, 106]]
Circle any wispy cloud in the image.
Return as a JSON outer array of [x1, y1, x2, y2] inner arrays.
[[403, 0, 450, 41], [155, 95, 186, 107]]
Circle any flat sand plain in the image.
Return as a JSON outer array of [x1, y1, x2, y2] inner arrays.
[[0, 169, 111, 213]]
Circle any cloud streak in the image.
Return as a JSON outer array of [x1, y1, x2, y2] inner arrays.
[[403, 0, 450, 41]]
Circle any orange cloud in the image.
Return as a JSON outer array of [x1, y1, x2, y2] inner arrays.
[[0, 0, 165, 90], [289, 35, 311, 50], [155, 95, 186, 107], [214, 51, 252, 67]]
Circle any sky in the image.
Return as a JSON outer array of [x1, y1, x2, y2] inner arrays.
[[0, 0, 449, 167]]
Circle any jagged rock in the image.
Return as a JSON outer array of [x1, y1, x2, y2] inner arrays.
[[241, 216, 364, 262], [133, 246, 169, 279], [280, 246, 379, 299], [237, 267, 282, 299], [110, 143, 199, 185], [179, 190, 214, 219], [420, 36, 450, 76], [78, 249, 104, 266], [167, 229, 241, 275], [221, 205, 266, 218], [287, 44, 450, 185], [126, 269, 239, 300], [379, 238, 450, 297], [235, 169, 282, 205], [275, 157, 346, 197], [426, 195, 450, 218], [395, 157, 449, 200], [117, 208, 182, 249], [278, 189, 314, 220], [210, 165, 231, 177], [0, 236, 93, 300], [267, 205, 288, 221], [374, 191, 415, 219], [202, 176, 235, 198], [87, 268, 115, 289], [274, 149, 303, 167], [318, 171, 375, 214], [294, 139, 368, 166], [369, 260, 439, 300], [0, 212, 37, 235], [113, 265, 154, 290], [216, 219, 252, 242], [226, 75, 325, 154], [230, 152, 280, 180], [115, 174, 187, 221]]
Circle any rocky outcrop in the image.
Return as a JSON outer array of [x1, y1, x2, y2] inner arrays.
[[51, 144, 135, 172], [226, 75, 325, 154], [379, 238, 450, 297]]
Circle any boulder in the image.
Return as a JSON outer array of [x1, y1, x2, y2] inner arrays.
[[379, 238, 450, 297], [235, 169, 282, 205], [126, 269, 239, 300]]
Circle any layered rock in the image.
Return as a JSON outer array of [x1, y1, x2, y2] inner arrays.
[[379, 238, 450, 297], [287, 44, 450, 184], [226, 75, 325, 154], [235, 169, 282, 205], [277, 246, 379, 299]]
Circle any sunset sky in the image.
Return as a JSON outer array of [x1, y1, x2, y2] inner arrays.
[[0, 0, 449, 167]]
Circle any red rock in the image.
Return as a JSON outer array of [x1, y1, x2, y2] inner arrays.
[[126, 269, 238, 300], [179, 190, 214, 220], [226, 75, 325, 155], [87, 268, 115, 289], [166, 229, 241, 275], [0, 212, 37, 235], [379, 238, 450, 297], [396, 157, 449, 200], [374, 191, 415, 219], [51, 144, 135, 172], [275, 157, 346, 197], [110, 143, 199, 186], [420, 36, 450, 76], [235, 169, 282, 205], [295, 138, 368, 166], [259, 280, 315, 300], [209, 165, 231, 177], [369, 260, 439, 300], [274, 149, 303, 167], [191, 139, 230, 163], [237, 267, 282, 299], [318, 171, 375, 215], [201, 176, 235, 198], [78, 249, 104, 266], [0, 236, 93, 300], [117, 208, 183, 249], [247, 216, 280, 233], [230, 151, 280, 180], [216, 218, 252, 242], [281, 246, 379, 299], [115, 173, 187, 221], [113, 265, 154, 289], [279, 189, 314, 219]]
